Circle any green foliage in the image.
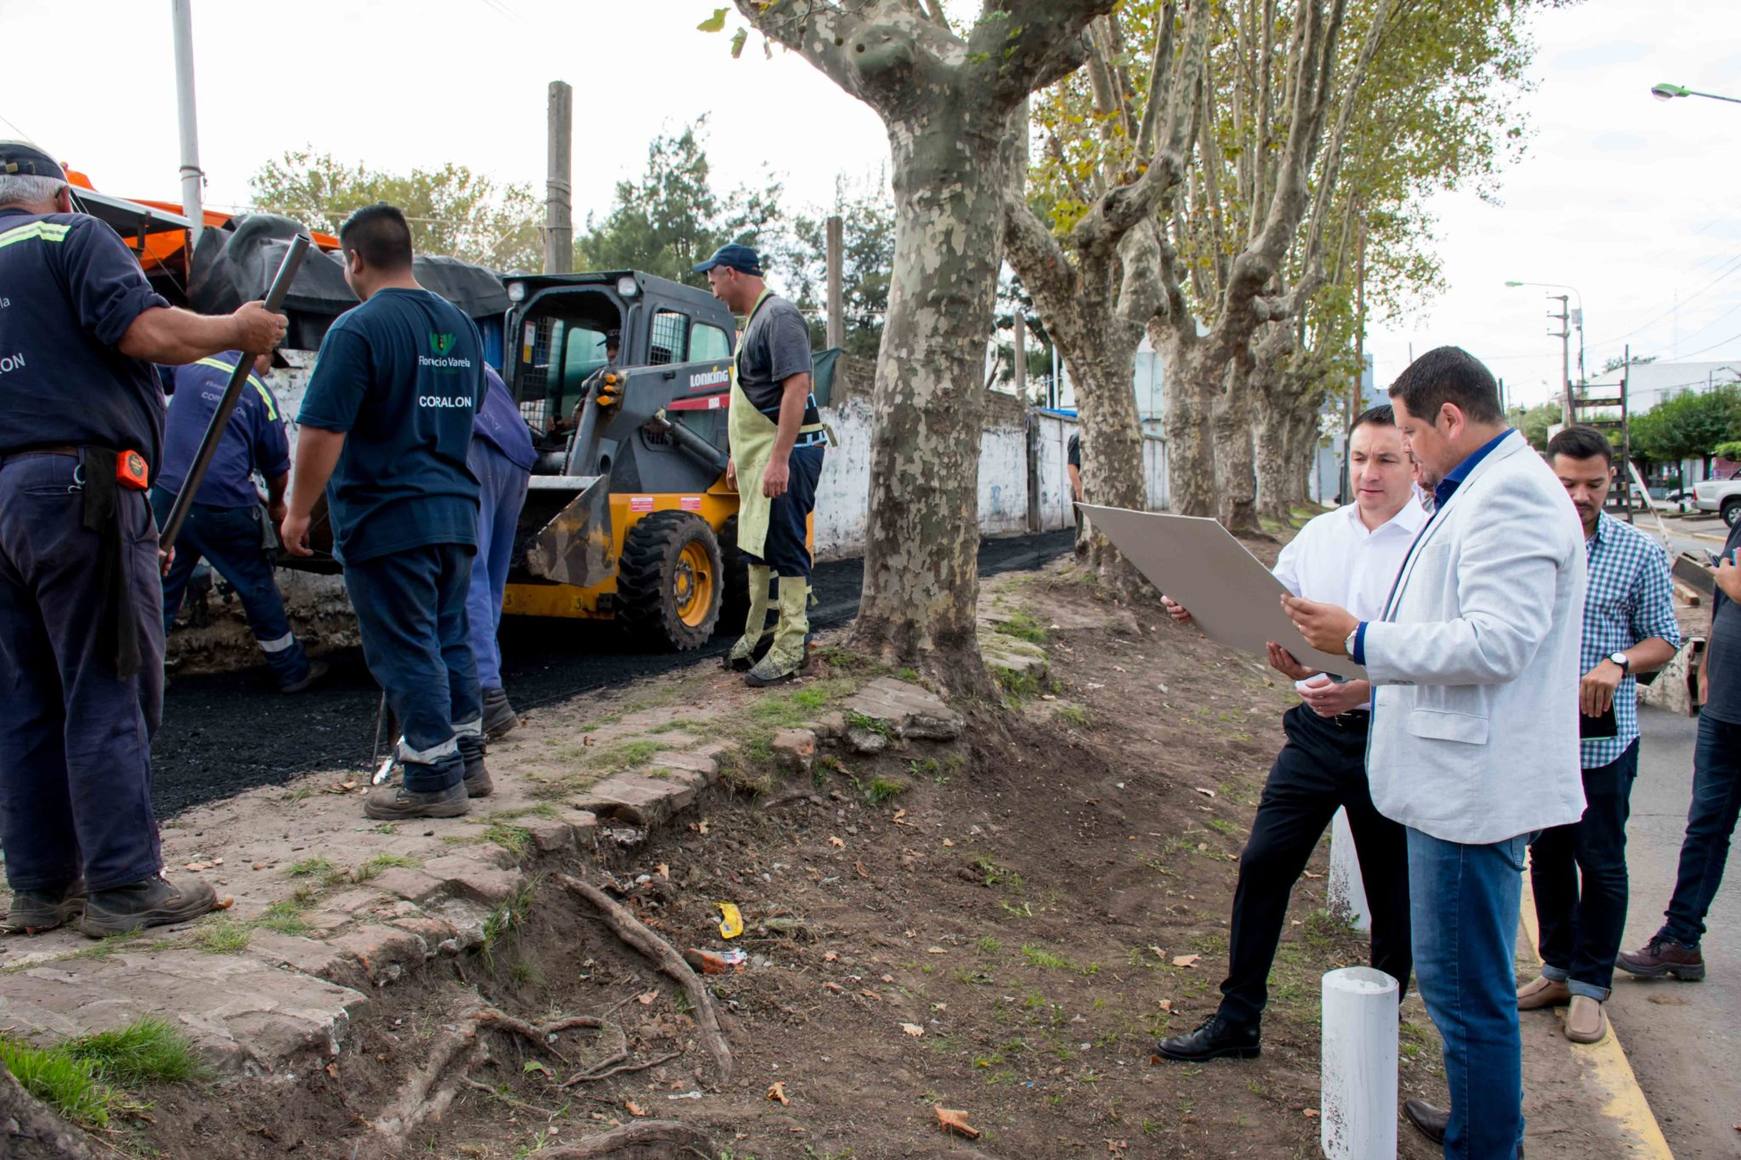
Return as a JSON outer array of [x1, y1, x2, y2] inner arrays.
[[1715, 440, 1741, 462], [484, 822, 534, 858], [993, 610, 1049, 643], [863, 777, 909, 805], [192, 917, 252, 955], [573, 118, 782, 289], [1508, 402, 1561, 451], [353, 853, 421, 883], [250, 149, 540, 270], [1631, 386, 1741, 464]]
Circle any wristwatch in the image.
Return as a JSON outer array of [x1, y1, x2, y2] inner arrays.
[[1344, 628, 1359, 658], [1609, 651, 1630, 674]]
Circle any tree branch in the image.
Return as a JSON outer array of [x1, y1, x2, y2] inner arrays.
[[734, 0, 945, 116], [968, 0, 1118, 108]]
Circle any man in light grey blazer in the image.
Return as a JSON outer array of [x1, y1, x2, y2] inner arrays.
[[1285, 347, 1586, 1160]]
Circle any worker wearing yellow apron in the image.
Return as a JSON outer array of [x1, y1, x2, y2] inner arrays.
[[695, 244, 826, 687]]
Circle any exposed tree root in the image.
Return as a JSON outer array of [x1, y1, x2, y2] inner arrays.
[[532, 1119, 716, 1159], [562, 1048, 684, 1087], [369, 1002, 656, 1148], [558, 874, 734, 1088]]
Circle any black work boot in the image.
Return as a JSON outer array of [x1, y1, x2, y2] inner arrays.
[[2, 879, 86, 935], [481, 686, 519, 738], [278, 659, 329, 694], [1153, 1014, 1262, 1062], [80, 874, 217, 938], [459, 733, 494, 798], [364, 779, 469, 821]]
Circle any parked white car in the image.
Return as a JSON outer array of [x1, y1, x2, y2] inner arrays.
[[1693, 473, 1741, 527]]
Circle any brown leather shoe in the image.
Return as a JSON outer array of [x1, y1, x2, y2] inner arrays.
[[1616, 937, 1705, 981], [1517, 974, 1571, 1009], [1565, 995, 1608, 1044]]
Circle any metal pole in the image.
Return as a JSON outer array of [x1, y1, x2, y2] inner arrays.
[[1622, 344, 1634, 524], [1549, 294, 1572, 426], [1012, 311, 1027, 403], [825, 215, 844, 349], [170, 0, 204, 251], [160, 235, 309, 551], [544, 81, 573, 275]]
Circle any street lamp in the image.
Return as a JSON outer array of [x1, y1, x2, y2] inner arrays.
[[1506, 280, 1585, 425], [1650, 82, 1741, 105]]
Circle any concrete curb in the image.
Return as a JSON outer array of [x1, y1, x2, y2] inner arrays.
[[1518, 876, 1673, 1158]]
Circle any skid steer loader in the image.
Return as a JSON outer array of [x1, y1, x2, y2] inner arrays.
[[500, 270, 779, 651]]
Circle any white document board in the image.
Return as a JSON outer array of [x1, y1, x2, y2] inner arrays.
[[1079, 504, 1367, 680]]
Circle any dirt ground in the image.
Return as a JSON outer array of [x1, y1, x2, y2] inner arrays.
[[95, 553, 1599, 1158]]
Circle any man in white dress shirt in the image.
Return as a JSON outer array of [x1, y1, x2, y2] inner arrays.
[[1154, 405, 1424, 1062]]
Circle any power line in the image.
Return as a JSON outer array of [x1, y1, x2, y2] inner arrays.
[[1675, 327, 1741, 362], [1586, 252, 1741, 353]]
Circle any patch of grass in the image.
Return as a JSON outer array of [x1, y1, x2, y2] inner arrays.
[[897, 666, 921, 683], [481, 875, 539, 968], [0, 1036, 116, 1126], [585, 739, 661, 775], [977, 936, 1002, 955], [1206, 817, 1237, 837], [484, 822, 534, 858], [191, 917, 251, 955], [1054, 702, 1091, 727], [255, 899, 311, 936], [993, 664, 1043, 704], [845, 710, 893, 739], [66, 1017, 206, 1086], [864, 776, 909, 805], [287, 857, 337, 881], [645, 718, 706, 735], [974, 857, 1024, 892], [993, 610, 1049, 644], [61, 930, 144, 962], [1020, 945, 1077, 972], [353, 853, 421, 883]]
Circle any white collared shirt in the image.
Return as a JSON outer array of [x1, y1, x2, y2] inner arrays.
[[1272, 496, 1428, 622]]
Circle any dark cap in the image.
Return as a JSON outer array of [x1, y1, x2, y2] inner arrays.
[[693, 243, 762, 277], [0, 141, 63, 180]]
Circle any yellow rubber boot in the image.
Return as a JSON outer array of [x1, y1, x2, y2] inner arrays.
[[726, 564, 773, 671], [746, 575, 810, 687]]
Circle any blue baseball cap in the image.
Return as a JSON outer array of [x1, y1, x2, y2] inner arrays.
[[0, 141, 62, 179], [693, 243, 763, 277]]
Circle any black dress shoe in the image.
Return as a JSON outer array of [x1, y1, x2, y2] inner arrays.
[[1404, 1099, 1447, 1145], [1152, 1014, 1261, 1062]]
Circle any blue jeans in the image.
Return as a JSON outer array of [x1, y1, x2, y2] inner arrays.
[[150, 491, 309, 688], [1408, 827, 1529, 1160], [0, 454, 164, 892], [464, 444, 528, 691], [343, 543, 480, 794], [1530, 742, 1638, 999], [1658, 713, 1741, 947]]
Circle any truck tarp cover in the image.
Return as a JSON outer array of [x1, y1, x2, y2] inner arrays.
[[189, 213, 509, 349]]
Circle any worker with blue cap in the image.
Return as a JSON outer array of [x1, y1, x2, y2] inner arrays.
[[468, 364, 535, 735], [0, 140, 286, 937], [154, 351, 325, 693], [695, 243, 826, 686]]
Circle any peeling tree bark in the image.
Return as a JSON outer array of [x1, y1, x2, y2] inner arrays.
[[736, 0, 1116, 692]]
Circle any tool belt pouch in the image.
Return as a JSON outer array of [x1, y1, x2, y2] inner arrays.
[[78, 447, 142, 679], [257, 503, 281, 554]]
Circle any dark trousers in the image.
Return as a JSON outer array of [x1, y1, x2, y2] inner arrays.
[[745, 444, 824, 579], [1529, 742, 1638, 998], [1219, 704, 1412, 1027], [463, 443, 528, 691], [0, 454, 163, 892], [150, 491, 309, 688], [343, 543, 479, 794], [1659, 713, 1741, 947]]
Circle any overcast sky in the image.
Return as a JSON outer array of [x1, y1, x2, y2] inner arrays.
[[3, 0, 1738, 407]]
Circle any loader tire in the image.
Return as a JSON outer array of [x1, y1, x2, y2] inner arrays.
[[716, 515, 752, 636], [618, 511, 724, 651]]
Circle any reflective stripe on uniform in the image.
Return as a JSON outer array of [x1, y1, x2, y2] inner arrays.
[[257, 631, 297, 653], [192, 357, 276, 420], [0, 221, 71, 249]]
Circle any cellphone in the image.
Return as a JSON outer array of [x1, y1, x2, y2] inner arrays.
[[1710, 549, 1741, 567]]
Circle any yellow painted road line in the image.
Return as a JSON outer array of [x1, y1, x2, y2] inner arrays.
[[1518, 877, 1674, 1158]]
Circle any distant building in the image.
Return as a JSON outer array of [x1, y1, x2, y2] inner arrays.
[[1570, 360, 1741, 488]]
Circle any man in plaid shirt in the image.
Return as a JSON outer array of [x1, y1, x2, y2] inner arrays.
[[1518, 426, 1681, 1044]]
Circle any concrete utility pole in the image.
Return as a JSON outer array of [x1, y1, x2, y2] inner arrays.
[[1549, 294, 1573, 426], [1012, 311, 1027, 402], [544, 81, 573, 275], [170, 0, 204, 250], [825, 215, 844, 349]]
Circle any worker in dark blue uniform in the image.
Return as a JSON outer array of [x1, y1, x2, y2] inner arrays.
[[0, 141, 286, 937], [468, 365, 534, 736], [281, 203, 488, 821], [154, 351, 325, 692]]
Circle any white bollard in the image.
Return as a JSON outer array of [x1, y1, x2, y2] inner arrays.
[[1328, 807, 1371, 933], [1321, 966, 1398, 1160]]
